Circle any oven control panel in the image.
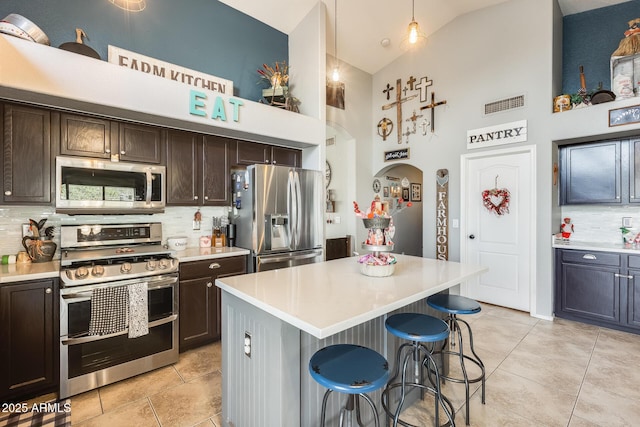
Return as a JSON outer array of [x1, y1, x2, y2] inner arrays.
[[61, 258, 178, 287]]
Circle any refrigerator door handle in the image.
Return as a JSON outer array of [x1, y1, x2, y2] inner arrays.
[[294, 171, 302, 246], [287, 169, 294, 246], [258, 250, 323, 265]]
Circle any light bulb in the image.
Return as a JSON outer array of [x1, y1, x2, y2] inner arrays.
[[408, 21, 419, 44], [332, 67, 340, 82]]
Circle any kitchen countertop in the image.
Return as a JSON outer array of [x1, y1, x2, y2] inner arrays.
[[174, 246, 250, 262], [552, 238, 640, 254], [0, 261, 60, 284], [216, 254, 488, 339]]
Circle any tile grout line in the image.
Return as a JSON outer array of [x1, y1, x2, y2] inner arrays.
[[146, 396, 162, 427]]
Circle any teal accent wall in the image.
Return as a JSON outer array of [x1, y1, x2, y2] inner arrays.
[[562, 0, 639, 95], [0, 0, 288, 101]]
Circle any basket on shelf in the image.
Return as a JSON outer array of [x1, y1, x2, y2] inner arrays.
[[362, 217, 391, 229]]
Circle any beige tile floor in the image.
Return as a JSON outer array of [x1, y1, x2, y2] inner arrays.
[[62, 303, 640, 426]]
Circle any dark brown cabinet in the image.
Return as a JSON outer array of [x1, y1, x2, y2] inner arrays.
[[1, 103, 52, 205], [0, 279, 59, 402], [60, 113, 162, 163], [235, 140, 301, 167], [555, 249, 640, 334], [166, 131, 233, 206], [179, 256, 247, 352]]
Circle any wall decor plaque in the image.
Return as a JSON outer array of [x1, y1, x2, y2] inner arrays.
[[384, 148, 410, 162], [609, 104, 640, 127]]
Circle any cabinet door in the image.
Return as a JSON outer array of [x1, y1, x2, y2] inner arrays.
[[628, 139, 640, 203], [166, 130, 200, 205], [179, 276, 217, 352], [271, 146, 301, 167], [202, 136, 231, 205], [60, 113, 113, 158], [0, 279, 58, 401], [118, 123, 163, 164], [560, 141, 622, 204], [1, 104, 52, 204], [559, 262, 620, 323], [626, 270, 640, 329], [235, 140, 270, 165]]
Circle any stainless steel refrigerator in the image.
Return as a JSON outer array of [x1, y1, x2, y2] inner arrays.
[[232, 164, 324, 272]]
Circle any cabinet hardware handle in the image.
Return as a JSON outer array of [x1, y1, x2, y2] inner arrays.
[[272, 161, 277, 164], [209, 263, 221, 269], [45, 288, 52, 294], [207, 282, 213, 288], [120, 150, 125, 155], [582, 254, 597, 260], [204, 196, 209, 200], [105, 148, 111, 154], [4, 190, 11, 196], [194, 195, 198, 200], [615, 273, 633, 279], [264, 160, 269, 163]]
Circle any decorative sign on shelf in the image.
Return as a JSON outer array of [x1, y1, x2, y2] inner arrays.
[[108, 46, 233, 94], [467, 120, 527, 150], [609, 104, 640, 127], [436, 169, 449, 260], [384, 148, 410, 162]]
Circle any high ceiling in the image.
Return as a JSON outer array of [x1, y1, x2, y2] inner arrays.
[[219, 0, 632, 75]]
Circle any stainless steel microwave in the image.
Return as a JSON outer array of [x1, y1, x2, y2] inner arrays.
[[55, 156, 165, 214]]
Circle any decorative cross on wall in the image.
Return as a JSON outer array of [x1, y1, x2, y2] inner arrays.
[[382, 78, 417, 144], [383, 83, 394, 100], [420, 92, 447, 133], [407, 75, 417, 90], [414, 76, 433, 103]]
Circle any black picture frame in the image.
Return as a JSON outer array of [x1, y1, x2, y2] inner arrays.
[[609, 104, 640, 127], [410, 183, 422, 202], [402, 188, 410, 201], [383, 186, 389, 197]]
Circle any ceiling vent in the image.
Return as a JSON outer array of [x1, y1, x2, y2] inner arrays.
[[326, 137, 336, 146], [484, 94, 525, 115]]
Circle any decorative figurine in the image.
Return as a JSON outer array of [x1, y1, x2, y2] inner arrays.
[[560, 217, 574, 241]]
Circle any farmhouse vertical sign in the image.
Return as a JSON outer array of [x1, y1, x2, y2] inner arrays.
[[436, 169, 449, 260]]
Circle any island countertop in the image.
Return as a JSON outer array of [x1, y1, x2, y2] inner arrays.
[[215, 254, 487, 339]]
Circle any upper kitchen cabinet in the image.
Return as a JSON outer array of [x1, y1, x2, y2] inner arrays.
[[165, 130, 232, 206], [235, 140, 301, 167], [559, 140, 622, 205], [0, 103, 52, 205], [627, 138, 640, 203], [60, 113, 163, 164]]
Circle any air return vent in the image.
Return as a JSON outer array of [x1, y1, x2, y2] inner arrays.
[[484, 95, 525, 115]]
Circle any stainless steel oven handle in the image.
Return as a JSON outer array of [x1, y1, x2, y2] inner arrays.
[[61, 275, 178, 300], [61, 314, 177, 346]]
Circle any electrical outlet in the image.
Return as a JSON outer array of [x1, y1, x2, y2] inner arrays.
[[244, 332, 251, 358], [22, 223, 33, 238], [623, 217, 632, 228]]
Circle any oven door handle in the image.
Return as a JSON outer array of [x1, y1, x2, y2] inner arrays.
[[61, 276, 178, 301], [61, 314, 178, 345]]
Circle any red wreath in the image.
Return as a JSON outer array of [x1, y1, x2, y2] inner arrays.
[[482, 188, 510, 216]]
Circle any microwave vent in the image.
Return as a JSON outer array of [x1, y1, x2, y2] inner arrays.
[[484, 94, 525, 115]]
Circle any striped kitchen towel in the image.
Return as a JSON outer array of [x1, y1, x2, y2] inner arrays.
[[127, 282, 149, 338], [88, 286, 128, 335]]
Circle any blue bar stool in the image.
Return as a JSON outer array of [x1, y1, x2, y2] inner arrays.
[[309, 344, 389, 427], [381, 313, 456, 427], [427, 294, 485, 426]]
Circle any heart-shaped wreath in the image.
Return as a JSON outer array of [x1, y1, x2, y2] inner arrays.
[[482, 188, 510, 216]]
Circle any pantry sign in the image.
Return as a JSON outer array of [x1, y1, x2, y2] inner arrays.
[[467, 120, 527, 150], [108, 46, 233, 94]]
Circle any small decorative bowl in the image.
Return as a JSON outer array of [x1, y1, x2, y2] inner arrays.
[[360, 262, 395, 277], [362, 217, 390, 229]]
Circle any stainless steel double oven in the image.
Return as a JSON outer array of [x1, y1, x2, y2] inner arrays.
[[58, 223, 178, 398]]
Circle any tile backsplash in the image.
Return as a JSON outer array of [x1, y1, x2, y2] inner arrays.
[[0, 205, 231, 259], [560, 205, 640, 244]]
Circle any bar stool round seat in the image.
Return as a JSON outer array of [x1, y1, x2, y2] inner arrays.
[[381, 313, 456, 427], [309, 344, 389, 426], [427, 294, 486, 426]]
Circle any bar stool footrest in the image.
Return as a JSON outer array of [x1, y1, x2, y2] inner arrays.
[[381, 382, 455, 427]]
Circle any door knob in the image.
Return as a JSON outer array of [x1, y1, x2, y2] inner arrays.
[[469, 234, 475, 239]]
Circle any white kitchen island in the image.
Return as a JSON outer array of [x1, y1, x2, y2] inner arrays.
[[215, 254, 487, 427]]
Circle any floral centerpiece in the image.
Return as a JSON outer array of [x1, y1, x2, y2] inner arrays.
[[353, 196, 411, 270], [257, 61, 289, 89], [257, 61, 299, 112]]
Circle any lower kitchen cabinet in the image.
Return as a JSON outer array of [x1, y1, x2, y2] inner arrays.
[[179, 256, 247, 352], [555, 249, 640, 333], [0, 279, 59, 402]]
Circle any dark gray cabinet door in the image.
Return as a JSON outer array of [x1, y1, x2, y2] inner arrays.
[[60, 113, 113, 159], [559, 262, 620, 322], [166, 130, 200, 205], [626, 270, 640, 329], [202, 136, 232, 205], [560, 141, 622, 204], [628, 139, 640, 203], [118, 122, 163, 164], [1, 104, 52, 204]]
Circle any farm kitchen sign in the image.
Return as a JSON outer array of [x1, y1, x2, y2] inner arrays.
[[467, 120, 527, 150], [108, 46, 233, 94]]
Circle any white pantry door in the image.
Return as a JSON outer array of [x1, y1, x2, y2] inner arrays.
[[460, 146, 536, 312]]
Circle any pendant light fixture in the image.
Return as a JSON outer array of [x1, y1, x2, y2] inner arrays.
[[402, 0, 426, 48], [331, 0, 340, 82], [109, 0, 146, 12]]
